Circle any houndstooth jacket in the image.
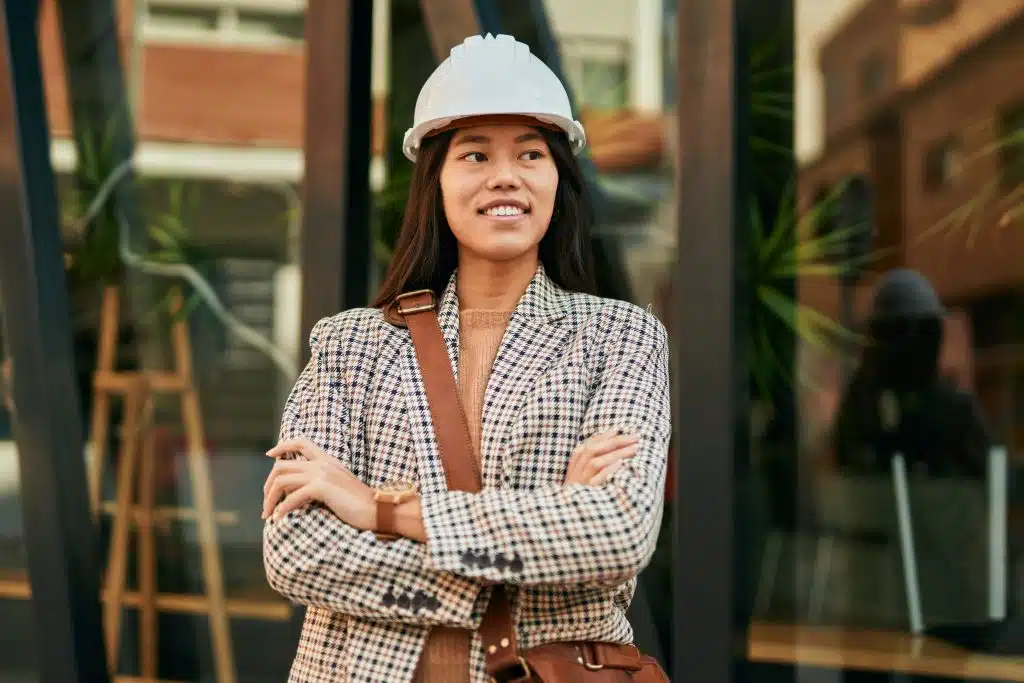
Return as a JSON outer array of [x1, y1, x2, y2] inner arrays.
[[263, 264, 672, 683]]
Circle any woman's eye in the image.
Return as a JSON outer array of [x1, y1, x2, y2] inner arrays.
[[463, 152, 486, 162], [520, 150, 545, 161]]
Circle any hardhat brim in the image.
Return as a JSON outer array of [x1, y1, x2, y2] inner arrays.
[[402, 112, 586, 162]]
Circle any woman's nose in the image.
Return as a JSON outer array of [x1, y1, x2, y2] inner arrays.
[[485, 159, 521, 189]]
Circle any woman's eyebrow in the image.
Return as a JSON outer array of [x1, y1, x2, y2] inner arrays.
[[452, 133, 489, 146], [452, 132, 544, 146], [515, 132, 544, 143]]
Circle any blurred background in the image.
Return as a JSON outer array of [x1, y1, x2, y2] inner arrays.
[[0, 0, 1022, 681]]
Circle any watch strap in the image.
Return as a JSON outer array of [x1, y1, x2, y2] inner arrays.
[[375, 493, 400, 540]]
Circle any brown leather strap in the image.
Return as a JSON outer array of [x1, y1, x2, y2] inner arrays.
[[394, 291, 483, 492], [390, 291, 522, 677], [375, 500, 398, 538], [589, 642, 643, 671]]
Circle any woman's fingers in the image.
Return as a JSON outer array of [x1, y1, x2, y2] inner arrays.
[[266, 436, 326, 461], [565, 431, 639, 485], [589, 459, 626, 486], [566, 430, 615, 477], [271, 484, 317, 521], [586, 443, 638, 473], [263, 458, 307, 494], [262, 472, 308, 519]]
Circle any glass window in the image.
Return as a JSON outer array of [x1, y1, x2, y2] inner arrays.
[[859, 53, 888, 96], [923, 134, 963, 190], [24, 2, 307, 678], [825, 70, 844, 119], [0, 335, 37, 682], [560, 36, 631, 111], [746, 2, 1024, 680], [144, 1, 306, 47], [999, 102, 1024, 189]]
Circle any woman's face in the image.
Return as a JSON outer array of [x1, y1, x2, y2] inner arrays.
[[439, 122, 558, 264]]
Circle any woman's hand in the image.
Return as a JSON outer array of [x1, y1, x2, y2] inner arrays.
[[564, 429, 638, 486], [262, 437, 375, 529]]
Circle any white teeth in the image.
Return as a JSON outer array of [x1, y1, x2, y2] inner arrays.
[[484, 205, 524, 216]]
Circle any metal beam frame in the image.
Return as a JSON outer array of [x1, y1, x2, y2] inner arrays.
[[672, 0, 752, 681], [55, 0, 150, 306], [300, 0, 374, 360], [0, 1, 110, 681]]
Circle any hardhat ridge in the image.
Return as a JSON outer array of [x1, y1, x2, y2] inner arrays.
[[402, 33, 586, 161]]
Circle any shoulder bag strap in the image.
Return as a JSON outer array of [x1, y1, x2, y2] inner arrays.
[[390, 291, 528, 680]]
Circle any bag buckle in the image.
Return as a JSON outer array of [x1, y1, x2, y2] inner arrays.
[[489, 656, 532, 683], [394, 289, 436, 315], [577, 644, 605, 671]]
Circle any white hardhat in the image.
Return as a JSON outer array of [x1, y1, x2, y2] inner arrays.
[[402, 33, 586, 162]]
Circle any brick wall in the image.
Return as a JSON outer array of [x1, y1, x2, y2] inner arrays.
[[902, 17, 1024, 299], [38, 0, 305, 148], [900, 0, 1024, 87], [819, 0, 901, 138]]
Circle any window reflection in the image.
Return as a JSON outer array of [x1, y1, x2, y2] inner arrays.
[[0, 337, 38, 680], [749, 0, 1024, 678]]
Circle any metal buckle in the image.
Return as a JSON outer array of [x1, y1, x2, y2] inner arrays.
[[577, 644, 605, 671], [489, 656, 532, 683], [394, 289, 436, 315]]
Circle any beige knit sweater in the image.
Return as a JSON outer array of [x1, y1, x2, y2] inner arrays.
[[412, 309, 512, 683]]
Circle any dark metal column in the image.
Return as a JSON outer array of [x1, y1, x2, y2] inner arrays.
[[672, 0, 751, 682], [0, 1, 109, 681], [55, 0, 152, 321], [300, 0, 374, 358]]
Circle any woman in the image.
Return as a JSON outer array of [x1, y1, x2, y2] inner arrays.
[[262, 34, 671, 683]]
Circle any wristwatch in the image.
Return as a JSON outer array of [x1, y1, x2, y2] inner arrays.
[[373, 481, 418, 541]]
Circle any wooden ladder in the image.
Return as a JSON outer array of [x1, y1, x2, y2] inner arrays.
[[87, 285, 236, 683]]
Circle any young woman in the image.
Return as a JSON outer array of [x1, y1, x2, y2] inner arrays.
[[262, 34, 671, 683]]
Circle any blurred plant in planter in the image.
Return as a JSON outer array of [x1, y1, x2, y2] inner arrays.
[[749, 177, 871, 402], [63, 118, 206, 312], [921, 119, 1023, 246], [63, 119, 298, 377], [747, 39, 871, 411]]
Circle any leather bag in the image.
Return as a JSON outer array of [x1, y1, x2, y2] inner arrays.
[[390, 290, 669, 683]]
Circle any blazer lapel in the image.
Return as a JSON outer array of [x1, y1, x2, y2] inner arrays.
[[480, 265, 572, 487], [398, 273, 461, 494]]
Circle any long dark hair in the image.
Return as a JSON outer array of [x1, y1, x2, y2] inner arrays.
[[371, 127, 597, 307]]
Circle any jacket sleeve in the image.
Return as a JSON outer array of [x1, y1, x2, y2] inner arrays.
[[418, 310, 671, 587], [263, 316, 484, 627]]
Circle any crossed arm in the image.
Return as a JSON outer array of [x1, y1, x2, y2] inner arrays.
[[262, 319, 484, 628], [263, 313, 671, 623]]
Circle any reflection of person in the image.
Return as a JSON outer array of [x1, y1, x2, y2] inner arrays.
[[833, 269, 993, 477], [260, 35, 671, 683]]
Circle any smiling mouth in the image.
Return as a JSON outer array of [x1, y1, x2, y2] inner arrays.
[[478, 205, 530, 218]]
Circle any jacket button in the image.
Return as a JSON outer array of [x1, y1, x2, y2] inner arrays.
[[509, 555, 524, 573], [412, 590, 430, 612], [382, 588, 397, 607]]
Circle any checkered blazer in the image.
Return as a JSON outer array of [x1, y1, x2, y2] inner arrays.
[[263, 265, 672, 683]]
